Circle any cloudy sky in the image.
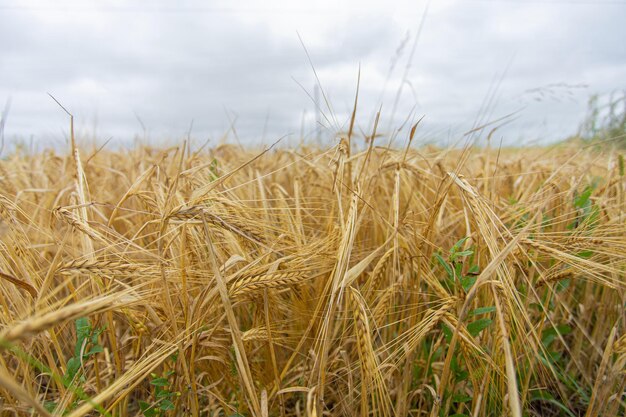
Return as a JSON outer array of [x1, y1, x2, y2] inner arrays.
[[1, 0, 625, 149]]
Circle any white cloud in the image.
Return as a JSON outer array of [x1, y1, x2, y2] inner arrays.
[[0, 0, 625, 149]]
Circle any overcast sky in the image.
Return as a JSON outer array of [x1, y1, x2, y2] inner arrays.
[[1, 0, 625, 149]]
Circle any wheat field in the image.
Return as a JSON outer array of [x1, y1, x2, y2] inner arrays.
[[0, 132, 624, 416]]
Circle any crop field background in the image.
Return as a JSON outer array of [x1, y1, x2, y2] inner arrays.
[[0, 122, 624, 416], [1, 0, 625, 415]]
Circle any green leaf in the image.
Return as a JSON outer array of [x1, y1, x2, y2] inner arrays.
[[150, 377, 169, 387], [576, 250, 593, 259], [87, 345, 103, 356], [454, 368, 469, 382], [450, 237, 470, 254], [75, 317, 90, 339], [467, 264, 480, 274], [539, 399, 577, 417], [441, 323, 453, 344], [450, 249, 473, 262], [140, 401, 159, 417], [574, 186, 593, 209], [44, 401, 58, 413], [74, 317, 91, 357], [209, 159, 219, 181], [156, 389, 174, 399], [467, 318, 492, 337], [65, 357, 81, 382], [460, 276, 477, 292], [542, 324, 572, 347], [159, 399, 175, 411], [470, 306, 495, 316], [452, 393, 472, 403], [89, 326, 105, 345], [451, 354, 460, 372], [434, 253, 453, 280], [230, 353, 238, 376], [556, 278, 570, 292], [530, 393, 577, 417]]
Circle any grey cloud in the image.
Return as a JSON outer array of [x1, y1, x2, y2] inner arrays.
[[1, 1, 625, 149]]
